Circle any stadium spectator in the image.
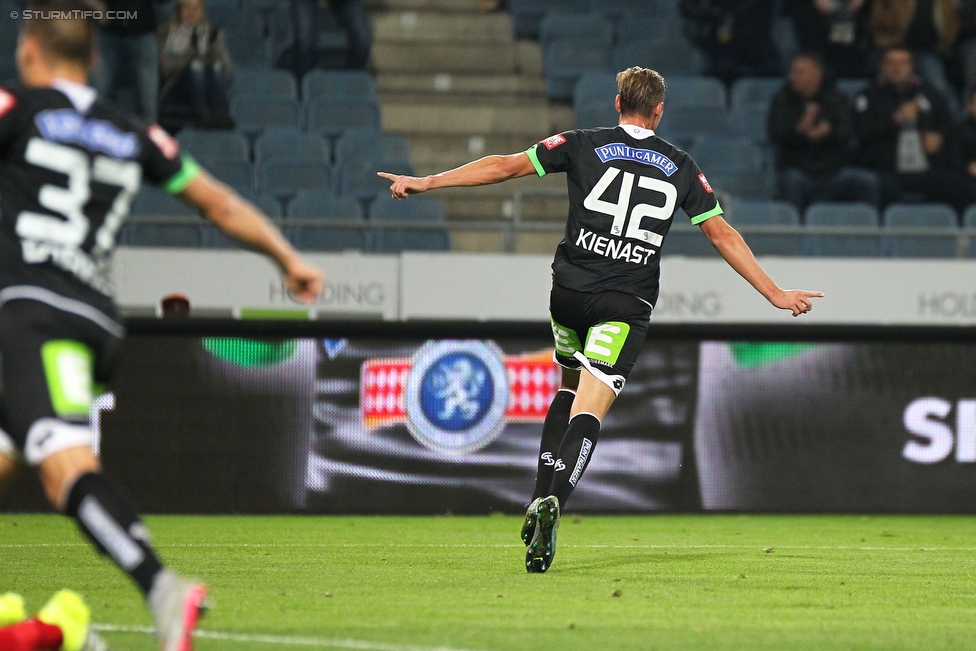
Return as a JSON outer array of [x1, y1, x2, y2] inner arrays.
[[955, 0, 976, 103], [949, 87, 976, 189], [768, 53, 880, 211], [679, 0, 782, 83], [0, 590, 106, 651], [91, 0, 162, 123], [868, 0, 960, 108], [157, 0, 233, 130], [379, 66, 822, 574], [785, 0, 873, 79], [1, 2, 324, 650], [853, 48, 976, 211], [291, 0, 372, 77]]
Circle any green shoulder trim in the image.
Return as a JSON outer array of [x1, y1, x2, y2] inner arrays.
[[162, 154, 201, 194], [525, 145, 547, 178], [690, 200, 724, 225]]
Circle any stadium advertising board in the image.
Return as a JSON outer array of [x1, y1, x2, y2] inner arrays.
[[6, 324, 974, 515], [114, 249, 976, 325]]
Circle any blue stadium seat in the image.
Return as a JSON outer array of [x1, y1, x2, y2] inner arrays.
[[656, 107, 730, 147], [205, 160, 256, 195], [508, 0, 587, 39], [729, 199, 803, 255], [259, 159, 332, 198], [287, 190, 368, 251], [254, 195, 284, 219], [730, 77, 783, 108], [689, 137, 768, 197], [288, 225, 368, 251], [573, 72, 617, 111], [265, 6, 295, 63], [803, 202, 883, 256], [544, 39, 613, 101], [727, 105, 769, 142], [176, 129, 250, 163], [663, 76, 727, 108], [337, 159, 414, 200], [575, 102, 619, 129], [126, 219, 208, 248], [612, 39, 704, 76], [882, 203, 959, 258], [333, 128, 412, 166], [662, 221, 719, 257], [539, 12, 614, 46], [370, 198, 451, 252], [301, 70, 377, 101], [229, 67, 298, 100], [615, 10, 686, 41], [130, 187, 199, 217], [731, 200, 801, 226], [223, 14, 270, 66], [289, 190, 365, 219], [305, 97, 382, 137], [229, 97, 301, 134], [587, 0, 657, 20], [254, 127, 330, 164]]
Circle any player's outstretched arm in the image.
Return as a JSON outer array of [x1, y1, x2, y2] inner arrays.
[[178, 170, 325, 302], [378, 152, 536, 199], [699, 215, 824, 317]]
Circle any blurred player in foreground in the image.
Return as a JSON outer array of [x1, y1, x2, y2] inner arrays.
[[0, 1, 324, 649], [0, 590, 106, 651], [380, 67, 823, 574]]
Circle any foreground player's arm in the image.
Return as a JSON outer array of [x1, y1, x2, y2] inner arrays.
[[378, 152, 536, 198], [699, 215, 824, 317], [178, 170, 324, 302]]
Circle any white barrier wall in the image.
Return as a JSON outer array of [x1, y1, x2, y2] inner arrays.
[[112, 248, 976, 324]]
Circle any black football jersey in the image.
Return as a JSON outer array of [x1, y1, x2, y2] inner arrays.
[[527, 125, 722, 307], [0, 81, 199, 312]]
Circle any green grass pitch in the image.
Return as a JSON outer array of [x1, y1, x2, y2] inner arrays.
[[3, 513, 976, 650]]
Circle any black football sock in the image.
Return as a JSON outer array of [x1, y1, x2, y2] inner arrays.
[[64, 472, 164, 596], [550, 413, 601, 508], [531, 389, 575, 501]]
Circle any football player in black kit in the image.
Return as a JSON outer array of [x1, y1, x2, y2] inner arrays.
[[380, 67, 824, 574], [0, 1, 324, 649]]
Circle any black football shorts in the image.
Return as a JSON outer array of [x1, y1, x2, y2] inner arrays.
[[0, 292, 123, 465], [548, 283, 651, 396]]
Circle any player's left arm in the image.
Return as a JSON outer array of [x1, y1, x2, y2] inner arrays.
[[378, 153, 536, 198], [699, 215, 824, 317], [178, 170, 324, 302]]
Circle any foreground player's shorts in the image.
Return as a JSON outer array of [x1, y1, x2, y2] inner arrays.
[[548, 283, 651, 396], [0, 294, 123, 465]]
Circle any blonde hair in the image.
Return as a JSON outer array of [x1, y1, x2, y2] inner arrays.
[[616, 67, 666, 119]]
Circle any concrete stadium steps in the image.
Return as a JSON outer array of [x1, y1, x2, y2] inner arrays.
[[367, 0, 488, 13], [372, 42, 518, 74], [376, 73, 547, 103], [383, 103, 572, 137], [368, 0, 567, 251], [372, 10, 513, 43]]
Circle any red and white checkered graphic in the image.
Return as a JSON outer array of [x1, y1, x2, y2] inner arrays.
[[360, 353, 559, 428], [361, 359, 410, 428], [506, 357, 560, 421]]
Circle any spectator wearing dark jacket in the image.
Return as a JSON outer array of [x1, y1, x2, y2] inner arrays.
[[679, 0, 781, 84], [786, 0, 873, 79], [768, 53, 879, 210], [853, 47, 976, 210], [950, 88, 976, 194]]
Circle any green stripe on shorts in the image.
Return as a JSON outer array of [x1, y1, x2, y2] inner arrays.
[[41, 340, 95, 417], [583, 322, 631, 366]]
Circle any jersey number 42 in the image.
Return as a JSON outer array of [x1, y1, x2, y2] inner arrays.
[[583, 167, 676, 248]]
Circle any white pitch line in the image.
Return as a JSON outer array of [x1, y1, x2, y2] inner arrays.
[[92, 624, 487, 651], [4, 542, 976, 552]]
